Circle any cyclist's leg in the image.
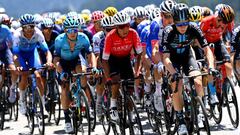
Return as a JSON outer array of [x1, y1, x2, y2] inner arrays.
[[0, 48, 17, 102], [219, 40, 234, 78], [185, 49, 204, 97], [16, 53, 29, 114]]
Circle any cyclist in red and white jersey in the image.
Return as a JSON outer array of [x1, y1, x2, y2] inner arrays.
[[102, 11, 142, 121]]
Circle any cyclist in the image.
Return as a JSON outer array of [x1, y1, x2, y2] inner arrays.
[[77, 14, 93, 45], [146, 0, 176, 111], [88, 11, 105, 35], [0, 15, 18, 103], [12, 14, 53, 115], [102, 11, 142, 121], [53, 17, 97, 133], [161, 3, 216, 134], [200, 4, 235, 104], [92, 16, 115, 119], [104, 6, 118, 17], [130, 6, 146, 31]]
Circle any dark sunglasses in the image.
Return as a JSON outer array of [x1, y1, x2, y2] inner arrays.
[[175, 22, 189, 27], [163, 13, 172, 19], [22, 24, 35, 29], [117, 24, 130, 29], [66, 28, 78, 34], [105, 27, 114, 32], [43, 27, 53, 30]]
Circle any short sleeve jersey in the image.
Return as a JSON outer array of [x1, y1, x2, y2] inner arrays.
[[102, 28, 142, 60]]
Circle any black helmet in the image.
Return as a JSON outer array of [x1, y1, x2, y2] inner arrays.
[[171, 3, 190, 22], [218, 5, 235, 24]]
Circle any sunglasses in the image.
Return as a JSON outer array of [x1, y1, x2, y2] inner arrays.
[[22, 24, 35, 29], [117, 24, 130, 29], [175, 22, 189, 27], [104, 27, 114, 32], [163, 13, 172, 19], [43, 27, 53, 31], [66, 28, 78, 34]]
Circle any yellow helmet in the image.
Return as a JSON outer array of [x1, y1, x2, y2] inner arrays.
[[104, 7, 118, 17], [81, 13, 91, 23], [189, 6, 202, 22]]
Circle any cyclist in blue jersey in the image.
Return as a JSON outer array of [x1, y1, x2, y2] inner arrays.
[[53, 17, 97, 133], [130, 6, 146, 31], [0, 15, 18, 103], [12, 14, 53, 115]]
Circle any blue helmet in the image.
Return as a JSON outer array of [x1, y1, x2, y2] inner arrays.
[[63, 17, 80, 29], [20, 14, 35, 25], [41, 18, 54, 28]]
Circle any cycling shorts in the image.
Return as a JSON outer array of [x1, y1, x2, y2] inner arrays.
[[0, 48, 14, 66]]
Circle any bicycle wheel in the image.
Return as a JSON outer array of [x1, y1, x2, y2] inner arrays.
[[208, 85, 222, 124], [77, 90, 91, 135], [0, 86, 5, 130], [224, 77, 239, 128], [127, 96, 143, 135], [34, 88, 45, 135], [195, 96, 211, 135], [146, 101, 158, 132], [88, 85, 96, 131], [47, 80, 61, 125], [26, 87, 34, 134], [101, 89, 111, 135]]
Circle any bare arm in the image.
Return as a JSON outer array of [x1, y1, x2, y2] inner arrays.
[[163, 53, 176, 75]]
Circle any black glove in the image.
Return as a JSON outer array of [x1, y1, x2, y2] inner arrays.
[[171, 72, 180, 82], [208, 68, 220, 77]]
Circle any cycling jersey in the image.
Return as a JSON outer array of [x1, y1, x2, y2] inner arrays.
[[13, 27, 49, 70], [231, 26, 240, 59], [82, 28, 93, 45], [231, 25, 240, 51], [137, 20, 150, 36], [162, 23, 208, 54], [92, 31, 105, 58], [39, 30, 59, 64], [149, 17, 165, 50], [0, 24, 13, 50], [87, 23, 96, 35], [140, 25, 152, 57], [102, 28, 142, 60], [130, 20, 138, 31], [161, 23, 208, 75], [54, 32, 92, 61], [200, 15, 234, 43]]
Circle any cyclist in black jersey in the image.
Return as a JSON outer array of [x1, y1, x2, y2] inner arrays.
[[161, 3, 217, 135]]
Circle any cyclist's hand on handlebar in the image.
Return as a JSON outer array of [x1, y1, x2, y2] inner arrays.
[[208, 68, 220, 77], [45, 62, 54, 69]]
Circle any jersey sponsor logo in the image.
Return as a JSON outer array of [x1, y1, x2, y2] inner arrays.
[[112, 45, 132, 52]]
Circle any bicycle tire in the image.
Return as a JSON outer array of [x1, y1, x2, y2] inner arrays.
[[101, 88, 111, 135], [195, 96, 211, 135], [34, 88, 45, 135], [12, 97, 18, 121], [0, 86, 5, 130], [127, 96, 143, 135], [208, 84, 223, 124], [146, 102, 158, 132], [77, 90, 91, 135], [26, 86, 34, 134], [224, 77, 239, 128], [88, 84, 96, 131]]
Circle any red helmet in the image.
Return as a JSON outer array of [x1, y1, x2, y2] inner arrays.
[[91, 11, 105, 22], [218, 5, 235, 24]]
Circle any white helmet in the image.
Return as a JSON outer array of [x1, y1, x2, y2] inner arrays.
[[150, 9, 161, 21], [215, 3, 226, 12], [0, 7, 5, 13], [81, 9, 91, 15], [123, 7, 134, 17], [133, 6, 146, 18], [11, 20, 21, 30], [67, 11, 78, 19], [160, 0, 177, 13], [34, 13, 43, 24], [113, 11, 131, 25], [77, 14, 86, 25], [101, 16, 114, 27]]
